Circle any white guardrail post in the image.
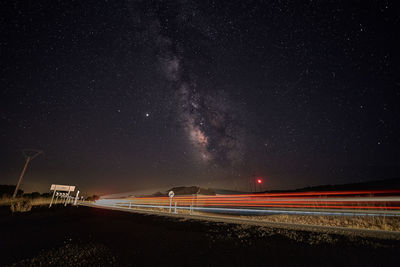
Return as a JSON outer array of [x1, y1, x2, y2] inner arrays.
[[169, 191, 174, 213], [73, 190, 80, 205]]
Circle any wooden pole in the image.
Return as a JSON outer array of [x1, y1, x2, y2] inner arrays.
[[12, 157, 31, 198]]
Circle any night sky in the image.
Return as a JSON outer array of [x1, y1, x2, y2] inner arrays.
[[1, 1, 399, 195]]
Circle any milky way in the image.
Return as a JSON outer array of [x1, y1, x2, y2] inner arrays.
[[152, 5, 246, 167]]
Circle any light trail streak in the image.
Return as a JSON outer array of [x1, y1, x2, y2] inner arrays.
[[94, 190, 400, 217], [93, 200, 400, 217]]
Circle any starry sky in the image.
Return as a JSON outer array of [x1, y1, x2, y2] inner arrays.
[[1, 0, 399, 195]]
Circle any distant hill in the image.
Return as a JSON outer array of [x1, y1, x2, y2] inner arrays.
[[213, 189, 248, 195], [264, 178, 400, 193], [146, 186, 215, 197], [141, 178, 400, 198], [166, 186, 215, 195]]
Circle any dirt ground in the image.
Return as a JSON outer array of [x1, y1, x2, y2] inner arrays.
[[1, 205, 400, 266]]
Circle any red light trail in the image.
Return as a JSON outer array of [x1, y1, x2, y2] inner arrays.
[[119, 190, 400, 212], [92, 190, 400, 218]]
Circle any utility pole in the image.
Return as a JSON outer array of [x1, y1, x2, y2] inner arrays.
[[12, 149, 43, 198]]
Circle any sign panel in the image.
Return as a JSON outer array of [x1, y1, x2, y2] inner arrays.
[[50, 184, 75, 192]]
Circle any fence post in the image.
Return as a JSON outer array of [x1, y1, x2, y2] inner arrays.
[[192, 194, 196, 215], [74, 191, 80, 206], [49, 189, 57, 208], [64, 188, 71, 206]]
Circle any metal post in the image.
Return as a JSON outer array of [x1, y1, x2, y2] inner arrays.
[[13, 157, 31, 198], [64, 188, 71, 206], [174, 202, 177, 214], [169, 198, 172, 213], [191, 194, 195, 215], [74, 190, 80, 205], [49, 189, 57, 208], [129, 202, 132, 209]]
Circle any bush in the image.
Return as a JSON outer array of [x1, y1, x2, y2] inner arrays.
[[0, 184, 23, 198], [10, 200, 33, 213], [24, 192, 41, 199], [87, 195, 100, 201]]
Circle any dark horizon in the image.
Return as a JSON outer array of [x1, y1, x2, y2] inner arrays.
[[1, 1, 399, 196]]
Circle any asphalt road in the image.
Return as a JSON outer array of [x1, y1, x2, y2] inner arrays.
[[2, 205, 400, 266], [82, 202, 400, 240]]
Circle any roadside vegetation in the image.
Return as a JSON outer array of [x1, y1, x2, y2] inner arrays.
[[247, 214, 400, 231], [0, 184, 52, 212]]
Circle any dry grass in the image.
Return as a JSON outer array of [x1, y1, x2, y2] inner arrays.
[[126, 205, 191, 214], [0, 197, 52, 206], [1, 197, 52, 212], [246, 214, 400, 231], [30, 197, 52, 206]]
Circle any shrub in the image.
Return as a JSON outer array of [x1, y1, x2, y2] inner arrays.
[[24, 192, 41, 199], [0, 184, 23, 198], [87, 195, 100, 201], [10, 200, 33, 213]]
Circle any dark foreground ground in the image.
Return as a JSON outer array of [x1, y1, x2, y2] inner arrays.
[[1, 206, 400, 266]]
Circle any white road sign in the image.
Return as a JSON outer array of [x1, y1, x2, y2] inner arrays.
[[50, 184, 75, 192]]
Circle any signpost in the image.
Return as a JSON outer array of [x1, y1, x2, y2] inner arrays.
[[49, 184, 76, 208], [73, 190, 80, 206], [168, 191, 174, 213]]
